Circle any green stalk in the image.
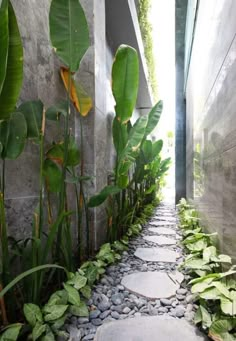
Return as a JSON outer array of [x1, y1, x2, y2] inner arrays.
[[56, 70, 71, 263], [0, 160, 10, 286]]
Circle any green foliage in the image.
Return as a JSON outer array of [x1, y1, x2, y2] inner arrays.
[[49, 0, 89, 72], [112, 45, 139, 124], [0, 1, 23, 120], [138, 0, 158, 100], [0, 0, 9, 95], [0, 112, 27, 159], [178, 199, 236, 340]]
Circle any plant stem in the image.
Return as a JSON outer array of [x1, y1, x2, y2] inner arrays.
[[56, 70, 71, 263], [0, 283, 8, 325]]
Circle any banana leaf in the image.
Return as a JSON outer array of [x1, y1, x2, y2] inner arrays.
[[49, 0, 89, 72], [0, 1, 23, 121]]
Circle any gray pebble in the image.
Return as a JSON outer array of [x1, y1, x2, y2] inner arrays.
[[158, 307, 168, 313], [111, 293, 124, 305], [78, 317, 89, 324], [89, 310, 101, 319], [186, 294, 194, 303], [176, 288, 187, 295], [123, 307, 131, 314], [99, 310, 111, 319], [160, 298, 172, 306], [91, 318, 102, 326], [111, 311, 120, 319], [83, 334, 95, 340], [175, 305, 185, 317]]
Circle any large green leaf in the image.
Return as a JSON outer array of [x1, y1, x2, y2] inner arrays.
[[112, 117, 128, 158], [0, 1, 23, 120], [0, 323, 23, 341], [144, 100, 163, 137], [209, 319, 235, 341], [0, 112, 27, 159], [88, 185, 121, 208], [112, 45, 139, 124], [18, 100, 44, 138], [220, 291, 236, 316], [49, 0, 89, 72], [23, 303, 43, 327], [67, 272, 87, 290], [63, 283, 80, 306], [0, 0, 9, 95], [117, 116, 147, 188], [152, 139, 163, 158], [46, 138, 80, 167], [69, 301, 89, 317], [141, 140, 153, 163], [43, 159, 62, 193], [44, 305, 68, 322]]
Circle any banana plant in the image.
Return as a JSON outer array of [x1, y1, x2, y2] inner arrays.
[[60, 66, 93, 261], [0, 0, 23, 121], [0, 0, 24, 325], [49, 0, 90, 264]]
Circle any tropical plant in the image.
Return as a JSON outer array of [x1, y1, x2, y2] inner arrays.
[[178, 199, 236, 341], [88, 44, 170, 242]]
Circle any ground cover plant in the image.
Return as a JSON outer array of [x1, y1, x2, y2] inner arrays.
[[0, 0, 170, 339], [177, 198, 236, 341]]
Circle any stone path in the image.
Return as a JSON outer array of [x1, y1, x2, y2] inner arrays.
[[63, 202, 206, 341]]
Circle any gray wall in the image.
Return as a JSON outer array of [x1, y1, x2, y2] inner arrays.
[[175, 0, 187, 203], [185, 0, 236, 260], [6, 0, 150, 252], [6, 0, 115, 251]]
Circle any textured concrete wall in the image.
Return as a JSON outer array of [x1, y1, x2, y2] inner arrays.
[[175, 0, 187, 203], [6, 0, 65, 240], [6, 0, 115, 251], [185, 0, 236, 260]]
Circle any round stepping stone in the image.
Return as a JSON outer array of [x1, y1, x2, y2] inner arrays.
[[134, 247, 178, 262], [149, 221, 176, 227], [144, 235, 176, 245], [148, 227, 176, 235], [94, 316, 207, 341], [121, 271, 184, 299]]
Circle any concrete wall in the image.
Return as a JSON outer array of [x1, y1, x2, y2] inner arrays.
[[5, 0, 151, 251], [5, 0, 116, 251], [175, 0, 187, 203], [185, 0, 236, 260]]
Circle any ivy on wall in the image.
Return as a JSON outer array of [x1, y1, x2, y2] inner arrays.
[[137, 0, 158, 101]]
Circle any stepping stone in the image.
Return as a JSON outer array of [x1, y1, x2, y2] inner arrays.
[[134, 247, 179, 262], [94, 316, 207, 341], [149, 221, 176, 227], [148, 227, 176, 235], [144, 235, 176, 245], [155, 216, 177, 222], [121, 271, 184, 299]]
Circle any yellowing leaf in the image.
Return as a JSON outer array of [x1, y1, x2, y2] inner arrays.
[[60, 67, 92, 116]]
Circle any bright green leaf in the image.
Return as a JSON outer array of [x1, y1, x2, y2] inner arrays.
[[69, 301, 89, 317], [88, 185, 121, 207], [0, 1, 23, 120], [0, 112, 27, 159], [32, 322, 47, 341], [18, 100, 44, 138], [0, 323, 23, 341], [63, 283, 80, 306], [0, 0, 8, 96], [112, 45, 139, 123], [44, 305, 68, 322], [144, 100, 163, 137], [49, 0, 89, 72], [23, 303, 43, 327]]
